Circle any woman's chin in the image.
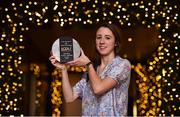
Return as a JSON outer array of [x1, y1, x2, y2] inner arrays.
[[98, 52, 109, 56]]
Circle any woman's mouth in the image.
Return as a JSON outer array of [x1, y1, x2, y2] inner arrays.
[[99, 46, 106, 49]]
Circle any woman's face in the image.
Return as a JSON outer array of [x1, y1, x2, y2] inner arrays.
[[96, 27, 116, 56]]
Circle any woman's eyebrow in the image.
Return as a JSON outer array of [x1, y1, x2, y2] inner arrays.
[[105, 35, 112, 38], [96, 34, 112, 38]]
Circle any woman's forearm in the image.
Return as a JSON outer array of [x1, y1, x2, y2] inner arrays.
[[88, 64, 102, 94], [61, 69, 75, 102], [88, 64, 117, 95]]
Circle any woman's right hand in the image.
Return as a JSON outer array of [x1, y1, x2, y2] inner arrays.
[[49, 55, 67, 71], [67, 48, 90, 66]]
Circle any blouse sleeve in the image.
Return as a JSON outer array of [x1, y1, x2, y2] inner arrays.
[[73, 73, 87, 98], [107, 59, 131, 85]]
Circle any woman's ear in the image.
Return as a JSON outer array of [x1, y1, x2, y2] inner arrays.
[[115, 42, 117, 46]]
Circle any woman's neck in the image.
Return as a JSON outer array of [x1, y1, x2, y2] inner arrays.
[[100, 53, 115, 66]]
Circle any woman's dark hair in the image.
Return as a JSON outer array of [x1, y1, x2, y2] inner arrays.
[[87, 23, 122, 82], [98, 23, 122, 56], [94, 23, 122, 65]]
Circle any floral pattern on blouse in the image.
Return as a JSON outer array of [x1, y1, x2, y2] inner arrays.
[[73, 56, 131, 116]]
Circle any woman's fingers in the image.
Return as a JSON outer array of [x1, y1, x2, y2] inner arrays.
[[80, 48, 84, 55], [67, 60, 79, 66], [49, 55, 55, 60], [49, 55, 59, 65], [67, 61, 76, 66], [52, 59, 57, 64], [67, 59, 78, 64], [49, 55, 67, 71]]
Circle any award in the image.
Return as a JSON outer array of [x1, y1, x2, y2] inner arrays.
[[51, 36, 81, 63]]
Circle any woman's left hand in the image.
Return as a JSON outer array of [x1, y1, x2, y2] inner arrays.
[[67, 48, 91, 66]]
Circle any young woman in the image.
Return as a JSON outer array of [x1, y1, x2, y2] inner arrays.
[[49, 23, 131, 116]]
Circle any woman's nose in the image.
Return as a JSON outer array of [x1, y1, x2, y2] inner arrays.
[[99, 38, 105, 43]]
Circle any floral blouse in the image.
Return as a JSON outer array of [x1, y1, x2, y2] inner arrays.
[[73, 56, 131, 116]]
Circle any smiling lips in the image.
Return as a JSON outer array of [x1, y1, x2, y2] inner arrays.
[[99, 46, 107, 50]]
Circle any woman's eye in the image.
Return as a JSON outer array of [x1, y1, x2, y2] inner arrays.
[[96, 36, 101, 39], [106, 37, 110, 40]]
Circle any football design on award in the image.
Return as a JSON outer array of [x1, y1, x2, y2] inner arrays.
[[51, 36, 81, 63]]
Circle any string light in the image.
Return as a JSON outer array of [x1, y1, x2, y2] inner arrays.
[[134, 63, 162, 116], [0, 0, 179, 116], [51, 69, 62, 117]]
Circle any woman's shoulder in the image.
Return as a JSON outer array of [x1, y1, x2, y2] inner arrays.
[[114, 56, 131, 67]]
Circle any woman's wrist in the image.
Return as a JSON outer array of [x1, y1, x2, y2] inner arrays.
[[57, 65, 67, 72], [61, 67, 67, 72], [85, 61, 93, 72]]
